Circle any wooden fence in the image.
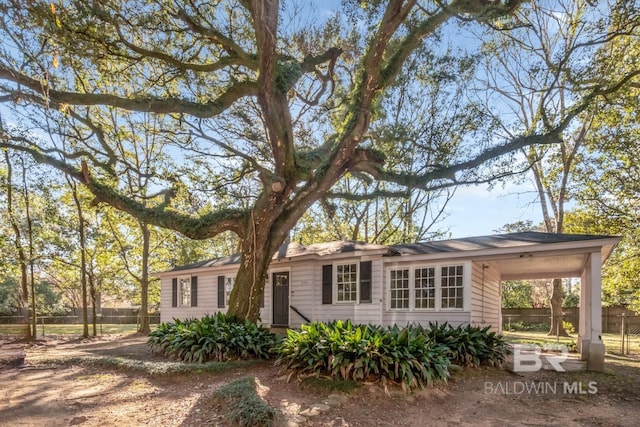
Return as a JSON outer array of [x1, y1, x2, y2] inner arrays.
[[0, 308, 160, 325], [501, 306, 637, 334]]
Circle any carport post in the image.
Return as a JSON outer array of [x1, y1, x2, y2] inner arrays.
[[579, 251, 605, 371]]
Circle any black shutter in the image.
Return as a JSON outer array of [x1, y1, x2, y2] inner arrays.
[[217, 276, 225, 308], [360, 261, 372, 303], [191, 276, 198, 307], [322, 264, 332, 304], [172, 278, 178, 307]]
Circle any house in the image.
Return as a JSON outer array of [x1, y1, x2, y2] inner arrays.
[[157, 231, 620, 371]]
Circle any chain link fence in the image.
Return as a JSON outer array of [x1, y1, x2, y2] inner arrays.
[[617, 314, 640, 355]]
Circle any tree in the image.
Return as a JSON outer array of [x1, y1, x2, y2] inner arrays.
[[478, 0, 640, 335], [1, 1, 637, 321], [567, 24, 640, 312]]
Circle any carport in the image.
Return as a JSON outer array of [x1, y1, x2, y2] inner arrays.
[[469, 233, 621, 371]]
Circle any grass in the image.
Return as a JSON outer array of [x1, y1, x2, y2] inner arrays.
[[503, 331, 640, 355], [301, 376, 363, 393], [210, 377, 279, 427], [0, 323, 156, 336]]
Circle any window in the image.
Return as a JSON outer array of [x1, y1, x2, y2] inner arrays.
[[414, 267, 435, 309], [441, 265, 464, 309], [336, 263, 357, 302], [179, 276, 191, 307], [387, 264, 465, 311], [390, 269, 409, 309]]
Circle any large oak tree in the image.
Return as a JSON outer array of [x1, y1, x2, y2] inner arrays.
[[1, 0, 636, 321]]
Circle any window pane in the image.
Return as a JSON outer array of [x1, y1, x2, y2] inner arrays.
[[179, 277, 191, 307], [336, 263, 357, 302], [441, 265, 463, 309], [390, 269, 409, 309], [415, 267, 435, 309]]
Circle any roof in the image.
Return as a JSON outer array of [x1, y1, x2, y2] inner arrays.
[[165, 232, 619, 273], [168, 240, 389, 272], [391, 232, 618, 255]]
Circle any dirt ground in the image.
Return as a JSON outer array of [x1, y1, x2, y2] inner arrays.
[[1, 334, 639, 427]]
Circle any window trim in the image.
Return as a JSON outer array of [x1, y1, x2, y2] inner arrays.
[[177, 275, 192, 307], [333, 261, 359, 304], [387, 262, 469, 312]]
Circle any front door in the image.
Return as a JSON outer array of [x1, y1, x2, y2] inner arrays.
[[272, 272, 289, 326]]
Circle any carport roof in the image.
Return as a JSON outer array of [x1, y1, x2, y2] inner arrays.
[[391, 232, 618, 255]]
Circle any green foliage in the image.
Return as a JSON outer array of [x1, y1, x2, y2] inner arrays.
[[211, 377, 279, 427], [425, 322, 509, 367], [275, 321, 451, 392], [501, 280, 533, 308], [504, 321, 549, 332], [275, 320, 507, 393], [147, 313, 280, 363], [0, 277, 20, 315], [301, 376, 362, 393], [562, 321, 576, 334]]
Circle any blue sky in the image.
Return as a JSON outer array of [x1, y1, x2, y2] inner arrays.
[[438, 180, 543, 238]]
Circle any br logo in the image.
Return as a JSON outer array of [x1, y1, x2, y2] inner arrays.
[[512, 344, 568, 372]]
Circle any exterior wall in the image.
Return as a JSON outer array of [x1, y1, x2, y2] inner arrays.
[[469, 261, 501, 332], [310, 255, 384, 325], [381, 259, 472, 328], [159, 255, 497, 331], [276, 259, 314, 328], [160, 265, 270, 324]]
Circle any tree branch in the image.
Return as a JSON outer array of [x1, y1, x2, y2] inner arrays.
[[0, 135, 248, 239], [0, 66, 258, 118]]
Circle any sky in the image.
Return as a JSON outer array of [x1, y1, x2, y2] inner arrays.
[[437, 180, 543, 238]]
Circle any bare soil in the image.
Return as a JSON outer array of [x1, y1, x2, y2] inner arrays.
[[1, 335, 639, 426]]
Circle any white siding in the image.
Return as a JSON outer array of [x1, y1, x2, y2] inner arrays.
[[309, 255, 384, 325], [159, 255, 501, 331], [160, 273, 220, 322], [160, 266, 272, 325], [470, 261, 501, 332]]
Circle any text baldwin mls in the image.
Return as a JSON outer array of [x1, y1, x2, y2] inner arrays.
[[484, 381, 598, 395]]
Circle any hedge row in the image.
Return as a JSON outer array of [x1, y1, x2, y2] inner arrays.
[[148, 314, 509, 392]]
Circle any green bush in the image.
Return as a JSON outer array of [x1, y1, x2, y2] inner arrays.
[[147, 312, 279, 363], [562, 321, 576, 334], [504, 321, 549, 332], [426, 322, 509, 367], [274, 320, 452, 392]]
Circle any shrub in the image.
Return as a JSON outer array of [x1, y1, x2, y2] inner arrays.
[[425, 323, 509, 367], [147, 312, 279, 363], [211, 377, 279, 427], [562, 321, 576, 334], [504, 321, 549, 332], [274, 320, 451, 392]]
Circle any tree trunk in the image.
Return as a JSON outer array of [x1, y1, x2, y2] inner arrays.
[[5, 150, 35, 341], [548, 278, 569, 336], [69, 182, 89, 338], [138, 221, 151, 334], [226, 208, 289, 321]]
